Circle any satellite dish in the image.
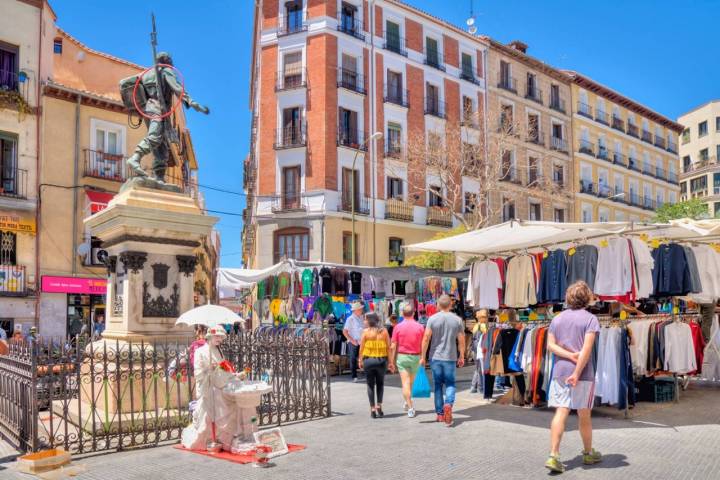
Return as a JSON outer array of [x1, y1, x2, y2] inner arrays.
[[469, 26, 477, 34], [76, 242, 91, 257], [466, 17, 475, 26], [76, 51, 86, 62]]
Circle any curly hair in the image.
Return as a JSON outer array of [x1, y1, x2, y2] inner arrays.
[[565, 281, 593, 310]]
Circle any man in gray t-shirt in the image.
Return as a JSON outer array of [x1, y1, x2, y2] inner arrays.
[[421, 295, 465, 426]]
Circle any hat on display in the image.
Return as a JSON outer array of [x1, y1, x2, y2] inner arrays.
[[206, 326, 227, 338], [350, 300, 364, 311]]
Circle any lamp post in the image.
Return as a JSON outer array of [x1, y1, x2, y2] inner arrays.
[[351, 131, 383, 265], [597, 192, 625, 221]]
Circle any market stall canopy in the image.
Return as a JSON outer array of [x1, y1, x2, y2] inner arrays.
[[405, 219, 720, 257], [175, 304, 243, 328], [217, 264, 294, 299]]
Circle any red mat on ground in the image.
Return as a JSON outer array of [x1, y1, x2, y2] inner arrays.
[[174, 443, 306, 464]]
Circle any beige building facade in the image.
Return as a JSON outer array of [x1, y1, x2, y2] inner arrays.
[[678, 100, 720, 216]]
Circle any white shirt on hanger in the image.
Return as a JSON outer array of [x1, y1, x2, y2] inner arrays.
[[628, 319, 653, 376], [594, 238, 632, 296], [504, 255, 537, 308], [663, 322, 697, 374], [690, 245, 720, 303], [466, 260, 502, 309], [629, 238, 654, 299]]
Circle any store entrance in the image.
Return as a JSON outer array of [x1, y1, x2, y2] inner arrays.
[[66, 294, 105, 338]]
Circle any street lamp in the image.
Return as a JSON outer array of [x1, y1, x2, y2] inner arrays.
[[351, 131, 383, 265], [597, 192, 625, 221]]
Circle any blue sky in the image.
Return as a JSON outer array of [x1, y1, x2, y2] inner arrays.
[[49, 0, 718, 267]]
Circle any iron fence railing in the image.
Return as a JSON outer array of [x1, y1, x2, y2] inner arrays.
[[83, 149, 128, 182], [460, 68, 480, 85], [549, 96, 566, 114], [550, 136, 568, 153], [275, 67, 306, 91], [338, 195, 370, 215], [337, 68, 365, 95], [385, 198, 413, 222], [424, 98, 446, 119], [336, 13, 365, 41], [497, 73, 517, 93], [383, 32, 408, 56], [274, 124, 307, 149], [423, 49, 446, 72], [579, 140, 594, 155], [594, 110, 609, 125], [337, 128, 367, 150], [525, 86, 543, 104], [577, 102, 593, 118], [0, 330, 330, 454], [654, 135, 666, 149], [271, 193, 308, 212], [0, 168, 28, 199], [278, 11, 308, 36], [627, 124, 639, 137], [611, 116, 625, 132], [426, 206, 452, 227], [641, 130, 653, 144], [0, 69, 19, 92], [383, 84, 409, 107]]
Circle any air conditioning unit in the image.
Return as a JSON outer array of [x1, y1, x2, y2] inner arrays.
[[91, 248, 109, 266]]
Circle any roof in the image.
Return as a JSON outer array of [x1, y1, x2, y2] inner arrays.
[[55, 27, 145, 71], [677, 99, 720, 121], [563, 70, 684, 132], [44, 80, 128, 113], [481, 36, 571, 84]]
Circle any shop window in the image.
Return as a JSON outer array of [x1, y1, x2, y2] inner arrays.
[[389, 237, 404, 265], [342, 231, 358, 265], [67, 294, 105, 339], [274, 227, 309, 263]]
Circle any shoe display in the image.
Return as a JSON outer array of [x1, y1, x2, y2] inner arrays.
[[582, 449, 602, 465], [545, 455, 565, 473]]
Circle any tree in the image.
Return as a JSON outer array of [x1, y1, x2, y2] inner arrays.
[[403, 225, 467, 269], [653, 198, 709, 223]]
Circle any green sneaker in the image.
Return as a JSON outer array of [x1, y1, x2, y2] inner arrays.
[[545, 454, 565, 473], [582, 448, 602, 465]]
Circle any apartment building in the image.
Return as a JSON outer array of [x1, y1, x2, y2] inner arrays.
[[0, 0, 54, 337], [243, 0, 491, 268], [484, 38, 574, 223], [565, 71, 682, 222], [678, 100, 720, 216]]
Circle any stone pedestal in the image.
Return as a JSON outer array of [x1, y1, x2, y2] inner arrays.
[[84, 184, 218, 343]]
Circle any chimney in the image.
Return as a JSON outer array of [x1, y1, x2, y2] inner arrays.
[[508, 40, 528, 54]]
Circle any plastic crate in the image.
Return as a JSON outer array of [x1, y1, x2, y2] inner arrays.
[[637, 377, 675, 403]]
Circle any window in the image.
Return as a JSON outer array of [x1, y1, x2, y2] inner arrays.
[[341, 167, 359, 208], [550, 84, 561, 109], [425, 83, 440, 113], [500, 104, 513, 132], [683, 155, 692, 172], [682, 128, 690, 144], [669, 191, 677, 204], [714, 173, 720, 195], [553, 164, 564, 186], [690, 176, 707, 193], [283, 51, 303, 88], [340, 53, 358, 89], [581, 203, 593, 223], [553, 208, 565, 223], [274, 227, 309, 263], [464, 192, 478, 213], [342, 232, 358, 265], [428, 185, 443, 207], [529, 201, 541, 221], [338, 107, 358, 145], [499, 60, 512, 88], [425, 37, 440, 67], [528, 157, 539, 184], [502, 198, 515, 222], [699, 121, 708, 137], [389, 237, 404, 264], [1, 132, 19, 195], [716, 116, 720, 132], [385, 20, 401, 51], [386, 70, 403, 102], [501, 150, 515, 180], [700, 148, 709, 161], [0, 43, 18, 91], [526, 73, 537, 99], [387, 176, 403, 199], [528, 114, 540, 142], [53, 38, 63, 54], [340, 2, 358, 32], [462, 95, 474, 123], [386, 123, 402, 156], [284, 0, 304, 33], [281, 107, 302, 144], [281, 166, 301, 209], [0, 230, 17, 265], [715, 202, 720, 218], [461, 53, 473, 78], [681, 182, 687, 196], [551, 122, 563, 140]]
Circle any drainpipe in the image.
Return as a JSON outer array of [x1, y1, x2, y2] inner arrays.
[[34, 6, 43, 326], [71, 95, 81, 274], [369, 0, 377, 266], [481, 45, 489, 220]]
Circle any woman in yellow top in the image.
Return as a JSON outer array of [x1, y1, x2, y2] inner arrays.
[[359, 313, 390, 418]]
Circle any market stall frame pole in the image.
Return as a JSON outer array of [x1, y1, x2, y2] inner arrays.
[[351, 132, 382, 266]]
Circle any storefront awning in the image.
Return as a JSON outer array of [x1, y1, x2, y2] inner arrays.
[[86, 190, 115, 214]]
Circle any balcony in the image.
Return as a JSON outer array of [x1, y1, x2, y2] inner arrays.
[[337, 69, 365, 95], [642, 196, 655, 210], [385, 143, 403, 159], [579, 140, 594, 155], [278, 11, 308, 36], [500, 168, 522, 185], [424, 98, 446, 119], [0, 168, 28, 199], [460, 68, 480, 85], [426, 206, 453, 227], [497, 73, 517, 93], [273, 124, 307, 149], [549, 96, 566, 114], [550, 136, 568, 153], [383, 85, 409, 107], [597, 146, 610, 161], [579, 180, 595, 195], [385, 198, 413, 222], [611, 116, 625, 132], [83, 149, 128, 182], [641, 130, 653, 144], [337, 129, 367, 150], [668, 171, 678, 184], [526, 130, 545, 146], [655, 166, 667, 181], [654, 135, 666, 149], [461, 115, 479, 129], [667, 140, 677, 154], [613, 152, 627, 167], [0, 265, 27, 296], [643, 163, 653, 176], [577, 102, 593, 119], [525, 87, 543, 105], [0, 69, 20, 92], [383, 32, 408, 56], [629, 192, 643, 208], [497, 119, 517, 136], [683, 156, 719, 175], [338, 195, 370, 215], [275, 67, 306, 91], [594, 110, 609, 125], [628, 158, 640, 172], [611, 189, 626, 203], [271, 194, 307, 213], [627, 124, 639, 138], [337, 13, 365, 41], [423, 50, 446, 72]]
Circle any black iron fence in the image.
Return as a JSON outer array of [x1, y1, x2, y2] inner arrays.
[[0, 329, 330, 455]]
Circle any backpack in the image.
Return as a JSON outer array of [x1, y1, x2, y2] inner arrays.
[[119, 74, 148, 112]]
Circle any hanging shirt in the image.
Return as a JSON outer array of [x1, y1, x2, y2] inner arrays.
[[690, 245, 720, 303], [663, 322, 697, 374], [629, 238, 654, 300], [277, 272, 291, 299], [566, 245, 598, 291], [466, 260, 502, 309], [504, 255, 537, 308], [538, 250, 568, 304], [651, 243, 693, 297], [319, 267, 333, 294], [331, 268, 349, 295], [594, 238, 632, 296], [301, 269, 313, 296], [349, 271, 362, 294], [682, 246, 703, 294]]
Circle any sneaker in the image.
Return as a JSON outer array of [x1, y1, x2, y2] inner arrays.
[[407, 408, 416, 418], [352, 377, 359, 383], [582, 449, 602, 465], [442, 404, 453, 426], [469, 388, 478, 394], [436, 414, 444, 422], [545, 455, 565, 473], [402, 401, 409, 412]]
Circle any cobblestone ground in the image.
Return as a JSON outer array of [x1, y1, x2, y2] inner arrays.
[[1, 367, 719, 480]]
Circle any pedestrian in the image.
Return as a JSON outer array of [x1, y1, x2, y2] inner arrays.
[[386, 314, 398, 338], [343, 300, 365, 382], [470, 309, 489, 395], [545, 281, 602, 474], [388, 302, 425, 418], [0, 326, 6, 341], [421, 294, 465, 426], [94, 314, 106, 339], [358, 312, 390, 418]]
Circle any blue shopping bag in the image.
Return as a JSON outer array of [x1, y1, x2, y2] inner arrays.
[[411, 367, 431, 398]]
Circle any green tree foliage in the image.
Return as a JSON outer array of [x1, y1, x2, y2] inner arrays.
[[653, 198, 709, 223], [402, 225, 467, 269]]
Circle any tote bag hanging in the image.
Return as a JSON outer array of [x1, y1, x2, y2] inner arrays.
[[411, 367, 431, 398]]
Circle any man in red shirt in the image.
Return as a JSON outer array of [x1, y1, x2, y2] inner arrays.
[[388, 302, 425, 418]]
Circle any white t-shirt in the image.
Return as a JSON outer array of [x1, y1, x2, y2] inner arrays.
[[466, 260, 502, 309]]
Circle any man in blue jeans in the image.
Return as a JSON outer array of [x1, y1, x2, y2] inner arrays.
[[420, 295, 465, 426]]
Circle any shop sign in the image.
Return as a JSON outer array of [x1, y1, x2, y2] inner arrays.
[[41, 276, 107, 294], [0, 214, 36, 234]]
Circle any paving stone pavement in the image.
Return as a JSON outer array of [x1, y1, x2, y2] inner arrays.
[[1, 367, 719, 480]]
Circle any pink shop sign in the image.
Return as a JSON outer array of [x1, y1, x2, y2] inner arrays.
[[41, 276, 107, 294]]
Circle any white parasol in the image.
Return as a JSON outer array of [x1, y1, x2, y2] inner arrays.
[[175, 304, 243, 328]]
